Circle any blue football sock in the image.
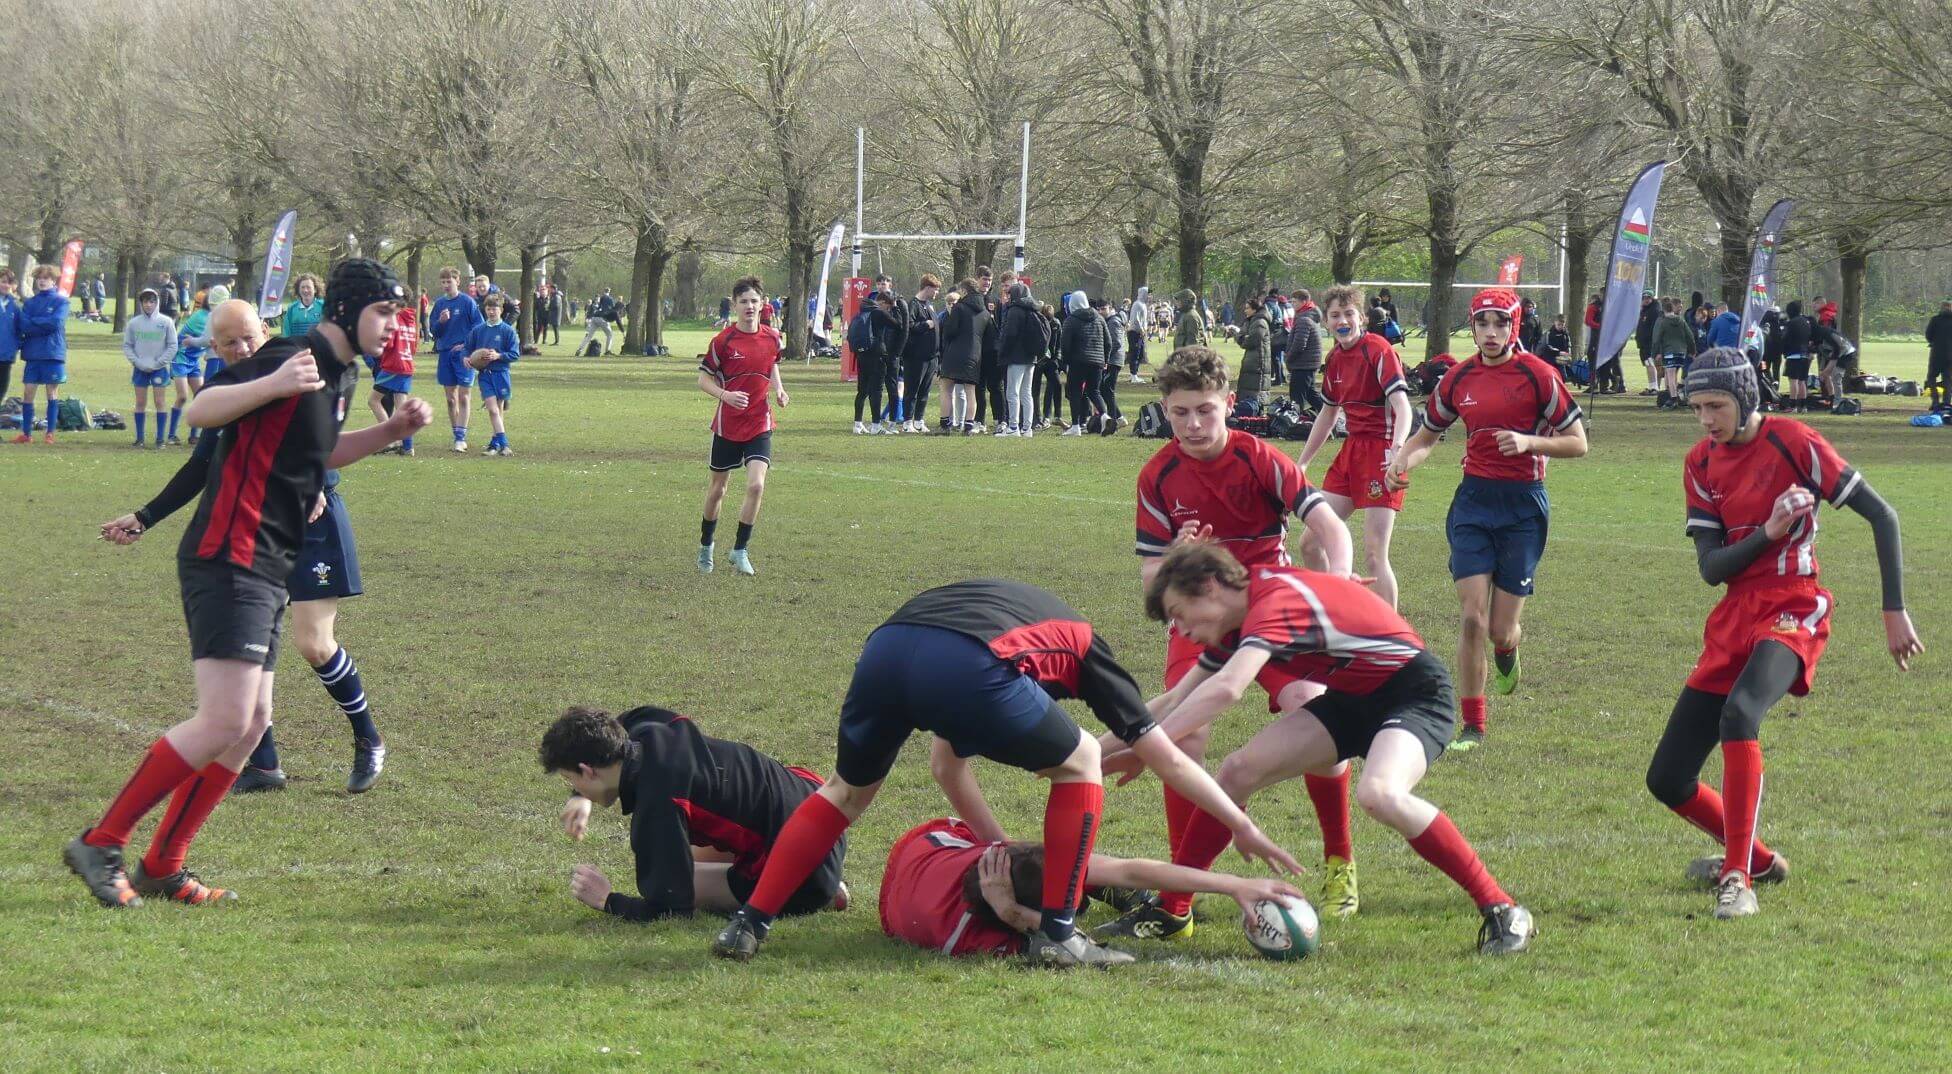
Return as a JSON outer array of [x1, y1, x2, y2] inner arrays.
[[134, 412, 146, 441], [168, 408, 181, 438], [154, 419, 165, 444], [248, 726, 280, 771], [314, 647, 381, 744], [20, 403, 32, 434], [401, 435, 413, 452]]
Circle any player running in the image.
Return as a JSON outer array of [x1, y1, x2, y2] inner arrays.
[[879, 817, 1301, 958], [1116, 543, 1536, 954], [710, 579, 1304, 968], [1103, 345, 1359, 942], [98, 300, 391, 795], [1386, 287, 1588, 751], [64, 260, 428, 909], [540, 705, 848, 921], [1297, 285, 1415, 609], [1648, 347, 1920, 919], [697, 276, 788, 577]]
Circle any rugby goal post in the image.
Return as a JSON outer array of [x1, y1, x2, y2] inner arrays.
[[1355, 224, 1572, 317]]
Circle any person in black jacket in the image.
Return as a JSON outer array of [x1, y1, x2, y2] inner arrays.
[[1519, 297, 1543, 354], [1034, 303, 1064, 427], [872, 274, 908, 428], [1635, 291, 1661, 395], [901, 275, 942, 432], [1060, 290, 1110, 435], [974, 271, 1013, 431], [1925, 301, 1952, 410], [1096, 298, 1126, 433], [852, 291, 905, 433], [543, 705, 847, 922], [994, 282, 1048, 436], [938, 281, 989, 433], [1779, 300, 1816, 411]]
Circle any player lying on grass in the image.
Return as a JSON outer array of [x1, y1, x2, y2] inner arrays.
[[64, 259, 427, 909], [879, 817, 1301, 958], [541, 705, 847, 921], [1104, 543, 1535, 955], [1649, 347, 1921, 920], [711, 579, 1305, 969], [100, 299, 391, 796]]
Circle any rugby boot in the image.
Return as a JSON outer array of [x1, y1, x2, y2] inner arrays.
[[698, 543, 715, 573], [1712, 873, 1759, 920], [1023, 930, 1136, 968], [1092, 900, 1193, 942], [63, 833, 142, 908], [130, 860, 238, 905], [1491, 648, 1521, 695], [1686, 852, 1788, 888], [1477, 903, 1535, 955], [348, 739, 386, 794], [1450, 727, 1486, 753], [1320, 855, 1360, 918], [712, 909, 766, 961], [232, 766, 287, 793], [729, 549, 756, 576]]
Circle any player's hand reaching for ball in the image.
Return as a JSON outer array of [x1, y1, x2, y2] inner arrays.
[[385, 396, 434, 434], [570, 864, 611, 910], [561, 795, 592, 840], [272, 351, 325, 396], [1883, 609, 1923, 671], [99, 513, 144, 545], [1762, 486, 1817, 540], [1227, 876, 1305, 913], [1231, 821, 1305, 876], [721, 390, 751, 410]]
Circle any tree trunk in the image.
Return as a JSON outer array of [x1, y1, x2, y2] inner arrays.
[[786, 237, 814, 355], [643, 246, 671, 350], [231, 220, 260, 304], [1563, 198, 1592, 359], [35, 206, 63, 265], [625, 224, 653, 353], [112, 251, 131, 332], [672, 242, 702, 318], [950, 246, 972, 286], [462, 233, 498, 281], [1424, 185, 1460, 361], [1716, 222, 1751, 310], [517, 245, 539, 348], [1080, 257, 1109, 300], [1837, 230, 1870, 346], [1122, 236, 1157, 295], [406, 243, 424, 299], [1329, 233, 1360, 285], [1175, 196, 1207, 296]]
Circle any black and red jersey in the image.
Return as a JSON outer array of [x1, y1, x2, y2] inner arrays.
[[1683, 417, 1859, 591], [1423, 351, 1581, 482], [177, 330, 357, 582], [611, 706, 825, 921], [1196, 566, 1426, 695], [1134, 429, 1325, 566], [881, 580, 1157, 744]]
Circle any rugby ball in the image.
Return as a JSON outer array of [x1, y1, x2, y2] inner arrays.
[[1241, 895, 1320, 961]]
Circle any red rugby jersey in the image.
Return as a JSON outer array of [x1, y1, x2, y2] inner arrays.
[[1135, 429, 1325, 567], [1423, 351, 1581, 481], [879, 818, 1023, 957], [1321, 332, 1408, 439], [1683, 417, 1859, 589], [700, 323, 783, 441], [1196, 566, 1425, 695]]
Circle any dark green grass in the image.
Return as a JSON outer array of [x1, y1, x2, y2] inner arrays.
[[1, 327, 1946, 1072]]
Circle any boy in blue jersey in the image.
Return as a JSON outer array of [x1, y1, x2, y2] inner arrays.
[[430, 266, 482, 451], [0, 269, 20, 407], [122, 289, 179, 447], [12, 265, 68, 444], [467, 293, 519, 456]]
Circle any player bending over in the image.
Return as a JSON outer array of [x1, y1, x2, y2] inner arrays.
[[1387, 288, 1588, 751], [880, 817, 1300, 958], [711, 579, 1304, 968], [541, 706, 847, 921], [64, 261, 428, 908], [1113, 345, 1360, 940], [1112, 543, 1536, 954], [1648, 347, 1920, 919]]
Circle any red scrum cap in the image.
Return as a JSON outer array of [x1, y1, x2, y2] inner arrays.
[[1469, 287, 1522, 323]]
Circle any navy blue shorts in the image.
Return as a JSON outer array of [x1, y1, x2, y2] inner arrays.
[[834, 623, 1082, 786], [1446, 476, 1549, 596], [285, 491, 362, 601]]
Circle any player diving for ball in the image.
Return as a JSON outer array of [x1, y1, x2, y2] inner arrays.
[[710, 578, 1305, 968], [1648, 347, 1920, 920], [1105, 542, 1536, 954]]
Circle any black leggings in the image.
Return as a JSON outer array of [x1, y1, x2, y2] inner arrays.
[[1099, 365, 1122, 423], [1066, 363, 1105, 427], [1645, 641, 1801, 807], [0, 361, 11, 404], [854, 355, 885, 422]]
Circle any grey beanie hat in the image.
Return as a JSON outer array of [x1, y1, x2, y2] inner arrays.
[[1684, 346, 1758, 424]]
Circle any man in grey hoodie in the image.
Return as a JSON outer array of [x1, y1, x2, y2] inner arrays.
[[121, 288, 179, 447]]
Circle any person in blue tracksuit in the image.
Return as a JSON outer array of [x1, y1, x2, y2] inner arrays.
[[12, 266, 69, 444], [466, 293, 520, 456], [0, 268, 21, 407], [430, 266, 482, 451]]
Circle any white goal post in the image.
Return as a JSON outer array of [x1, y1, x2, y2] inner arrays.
[[853, 123, 1031, 276]]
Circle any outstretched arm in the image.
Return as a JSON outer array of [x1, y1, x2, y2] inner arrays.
[[1086, 854, 1303, 910], [930, 737, 1006, 843], [1843, 480, 1922, 669]]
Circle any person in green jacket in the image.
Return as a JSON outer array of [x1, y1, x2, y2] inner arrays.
[[1652, 296, 1697, 410], [1172, 288, 1206, 350], [280, 274, 326, 339]]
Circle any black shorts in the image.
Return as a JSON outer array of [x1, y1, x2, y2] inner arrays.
[[834, 623, 1083, 787], [1303, 651, 1456, 765], [284, 491, 363, 601], [726, 838, 847, 917], [1783, 354, 1811, 380], [709, 432, 772, 472], [179, 558, 287, 667]]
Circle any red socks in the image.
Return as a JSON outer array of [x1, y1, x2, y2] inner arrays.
[[1041, 782, 1103, 922], [84, 737, 195, 849], [1670, 782, 1775, 874], [1162, 783, 1197, 859], [747, 794, 851, 917], [142, 762, 241, 876], [1304, 770, 1354, 861], [1158, 807, 1235, 917], [1407, 812, 1510, 909], [1461, 696, 1488, 734], [1719, 740, 1765, 881]]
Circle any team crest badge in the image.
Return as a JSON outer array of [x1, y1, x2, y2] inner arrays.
[[313, 561, 333, 587], [1368, 479, 1385, 499], [1771, 611, 1798, 634]]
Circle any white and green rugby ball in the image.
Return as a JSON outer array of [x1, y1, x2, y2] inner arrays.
[[1241, 895, 1321, 960]]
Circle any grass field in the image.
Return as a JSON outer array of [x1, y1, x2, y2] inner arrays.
[[2, 323, 1946, 1072]]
